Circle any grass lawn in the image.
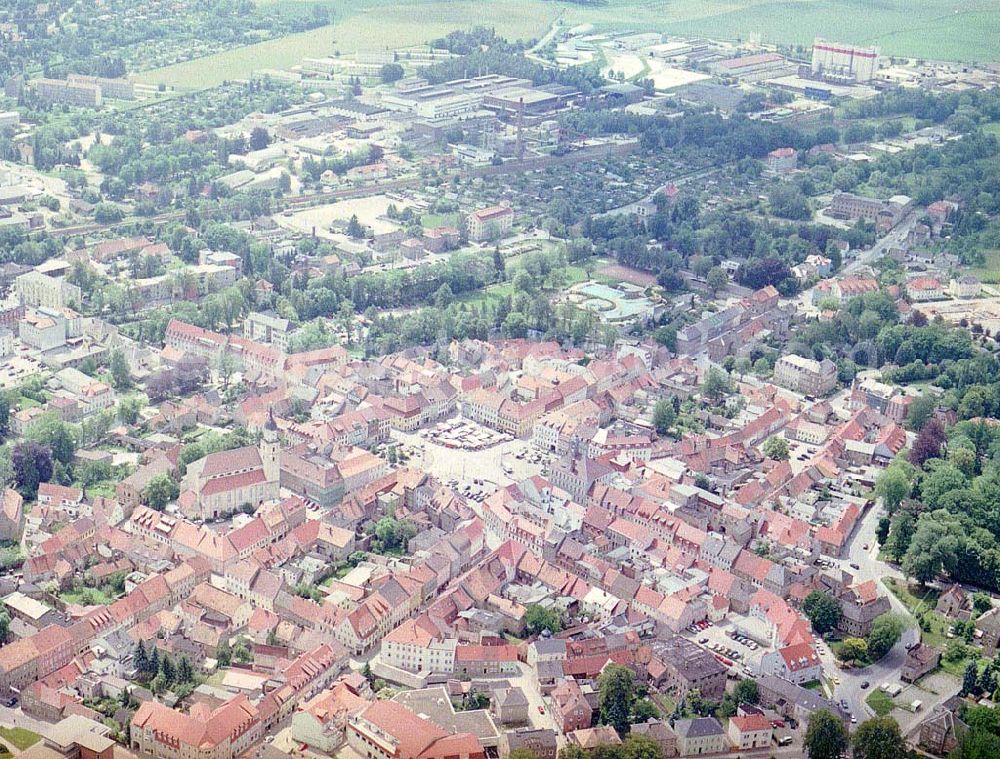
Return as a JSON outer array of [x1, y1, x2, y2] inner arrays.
[[866, 689, 896, 716], [969, 248, 1000, 282], [0, 728, 42, 751], [421, 212, 459, 229], [59, 586, 119, 605], [86, 481, 118, 500]]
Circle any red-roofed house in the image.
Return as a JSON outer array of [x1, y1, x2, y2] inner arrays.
[[760, 642, 822, 684], [348, 700, 485, 759], [727, 714, 772, 749]]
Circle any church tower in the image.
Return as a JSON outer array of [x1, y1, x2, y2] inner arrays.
[[262, 409, 280, 483]]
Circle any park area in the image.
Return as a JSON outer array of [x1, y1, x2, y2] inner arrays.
[[136, 0, 998, 89]]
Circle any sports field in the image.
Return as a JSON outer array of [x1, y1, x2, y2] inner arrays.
[[136, 0, 999, 89]]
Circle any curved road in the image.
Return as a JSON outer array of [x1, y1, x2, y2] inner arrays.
[[831, 502, 947, 734]]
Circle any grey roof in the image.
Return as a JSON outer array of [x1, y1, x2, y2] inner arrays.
[[531, 638, 567, 656], [495, 687, 528, 707], [674, 717, 724, 739]]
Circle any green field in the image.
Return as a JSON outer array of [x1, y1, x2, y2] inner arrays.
[[136, 0, 559, 88], [0, 728, 41, 751], [866, 689, 896, 716], [136, 0, 997, 89]]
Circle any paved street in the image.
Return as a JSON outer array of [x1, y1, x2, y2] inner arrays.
[[830, 502, 958, 734], [841, 213, 918, 277]]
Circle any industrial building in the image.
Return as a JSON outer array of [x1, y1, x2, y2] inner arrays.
[[811, 38, 879, 83], [708, 53, 790, 81]]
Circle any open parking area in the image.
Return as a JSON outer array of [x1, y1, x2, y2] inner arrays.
[[418, 418, 512, 450]]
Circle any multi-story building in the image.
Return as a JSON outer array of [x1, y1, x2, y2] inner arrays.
[[16, 270, 82, 309], [549, 679, 592, 734], [907, 276, 945, 302], [380, 617, 457, 674], [466, 206, 513, 242], [902, 643, 940, 683], [727, 714, 772, 750], [31, 78, 102, 107], [760, 642, 822, 684], [500, 727, 557, 759], [766, 147, 798, 173], [828, 192, 911, 230], [66, 73, 134, 99], [773, 354, 838, 396], [18, 308, 67, 351], [811, 38, 879, 83], [243, 311, 296, 353], [348, 701, 485, 759], [650, 636, 727, 701], [837, 580, 891, 637], [674, 717, 727, 756], [131, 695, 262, 759]]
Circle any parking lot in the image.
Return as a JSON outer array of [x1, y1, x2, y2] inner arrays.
[[391, 425, 547, 489], [681, 617, 764, 678]]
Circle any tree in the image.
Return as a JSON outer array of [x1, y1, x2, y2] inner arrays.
[[909, 417, 946, 467], [149, 673, 167, 695], [380, 63, 405, 83], [839, 637, 869, 662], [598, 663, 636, 735], [905, 393, 937, 431], [963, 660, 980, 696], [702, 368, 732, 402], [851, 716, 906, 759], [805, 709, 849, 759], [706, 267, 729, 295], [653, 399, 676, 435], [558, 747, 588, 759], [762, 436, 790, 461], [876, 516, 891, 545], [974, 593, 993, 617], [160, 655, 175, 684], [118, 396, 143, 426], [632, 699, 660, 723], [885, 511, 916, 562], [875, 462, 913, 514], [621, 733, 663, 759], [803, 591, 842, 634], [215, 641, 232, 667], [867, 614, 904, 660], [346, 214, 365, 238], [249, 127, 271, 151], [143, 474, 179, 511], [134, 641, 149, 676], [12, 441, 53, 499], [732, 678, 759, 705], [524, 605, 563, 636], [109, 348, 133, 390], [178, 656, 194, 684], [509, 750, 538, 759]]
